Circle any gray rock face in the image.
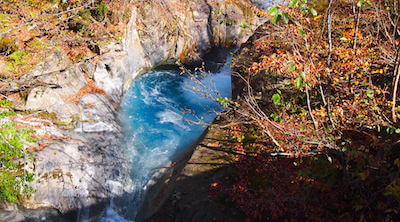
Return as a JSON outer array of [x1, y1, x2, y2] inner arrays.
[[24, 52, 86, 124], [124, 0, 263, 81], [21, 89, 130, 216], [251, 0, 284, 10], [2, 0, 266, 220], [8, 44, 132, 219]]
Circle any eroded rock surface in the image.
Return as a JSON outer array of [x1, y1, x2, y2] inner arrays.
[[124, 0, 262, 82]]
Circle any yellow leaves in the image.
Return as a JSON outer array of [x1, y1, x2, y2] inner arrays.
[[313, 15, 322, 20], [313, 107, 327, 118], [333, 77, 340, 84], [340, 37, 351, 42], [358, 170, 369, 181], [394, 158, 400, 168], [372, 69, 384, 74]]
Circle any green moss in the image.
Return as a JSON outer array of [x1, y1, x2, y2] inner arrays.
[[0, 37, 17, 55], [37, 112, 79, 129]]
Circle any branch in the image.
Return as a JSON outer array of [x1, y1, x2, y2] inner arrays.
[[392, 43, 400, 122], [0, 20, 34, 36]]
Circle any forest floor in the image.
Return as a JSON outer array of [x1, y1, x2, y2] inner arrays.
[[0, 0, 130, 80]]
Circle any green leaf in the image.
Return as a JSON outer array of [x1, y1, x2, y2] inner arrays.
[[310, 8, 317, 17], [289, 0, 299, 8], [271, 15, 280, 24], [289, 65, 297, 72], [300, 4, 308, 15], [282, 12, 289, 24], [270, 7, 279, 16], [295, 77, 303, 88], [299, 28, 305, 37], [366, 89, 374, 98], [270, 113, 282, 122], [272, 93, 282, 105]]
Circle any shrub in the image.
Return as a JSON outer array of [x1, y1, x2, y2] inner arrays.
[[0, 99, 35, 203]]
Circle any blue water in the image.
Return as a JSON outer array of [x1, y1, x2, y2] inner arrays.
[[99, 58, 232, 221]]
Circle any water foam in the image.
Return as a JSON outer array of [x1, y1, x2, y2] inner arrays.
[[101, 58, 232, 221]]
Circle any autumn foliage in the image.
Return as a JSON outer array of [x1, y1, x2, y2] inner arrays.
[[0, 0, 131, 78], [214, 0, 400, 221]]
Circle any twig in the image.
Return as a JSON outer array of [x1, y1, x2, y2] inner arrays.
[[44, 3, 93, 16], [0, 20, 34, 36], [301, 38, 318, 131], [352, 0, 361, 51], [327, 0, 333, 68], [392, 43, 400, 122]]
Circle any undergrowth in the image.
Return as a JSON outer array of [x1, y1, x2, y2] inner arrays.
[[207, 0, 400, 221], [0, 0, 132, 78]]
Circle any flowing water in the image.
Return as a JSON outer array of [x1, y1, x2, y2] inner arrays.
[[99, 57, 232, 221]]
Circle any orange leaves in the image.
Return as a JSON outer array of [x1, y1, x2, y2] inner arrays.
[[30, 131, 71, 141], [215, 2, 400, 221], [26, 142, 48, 152], [210, 181, 220, 188], [312, 107, 327, 118], [238, 0, 270, 18], [248, 62, 260, 74], [0, 0, 131, 76], [67, 74, 106, 104], [207, 142, 220, 148]]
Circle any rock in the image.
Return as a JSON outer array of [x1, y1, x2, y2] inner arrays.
[[77, 93, 121, 133], [93, 51, 127, 104], [25, 87, 80, 124], [14, 48, 131, 219], [30, 52, 86, 97], [20, 91, 131, 219], [124, 0, 263, 80], [251, 0, 284, 10], [24, 52, 87, 124], [0, 209, 24, 222]]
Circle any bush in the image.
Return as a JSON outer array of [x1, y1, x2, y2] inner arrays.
[[0, 100, 35, 203]]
